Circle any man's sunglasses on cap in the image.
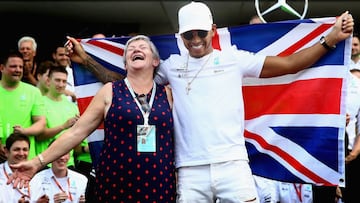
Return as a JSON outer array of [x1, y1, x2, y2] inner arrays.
[[182, 30, 209, 40]]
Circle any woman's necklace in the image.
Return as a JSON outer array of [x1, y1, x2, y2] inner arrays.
[[185, 52, 213, 95]]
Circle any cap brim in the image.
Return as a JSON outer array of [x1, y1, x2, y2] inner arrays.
[[179, 24, 212, 34]]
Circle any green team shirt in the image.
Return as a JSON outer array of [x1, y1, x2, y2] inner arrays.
[[76, 139, 92, 164], [36, 95, 79, 167], [0, 82, 45, 159]]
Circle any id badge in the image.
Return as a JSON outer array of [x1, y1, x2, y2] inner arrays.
[[137, 125, 156, 152]]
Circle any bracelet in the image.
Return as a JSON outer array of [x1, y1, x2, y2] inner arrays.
[[37, 154, 46, 167], [320, 36, 336, 50]]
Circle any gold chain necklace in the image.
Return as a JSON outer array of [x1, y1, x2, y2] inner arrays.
[[185, 53, 213, 95]]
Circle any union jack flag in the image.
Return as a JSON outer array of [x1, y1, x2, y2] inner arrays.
[[73, 17, 349, 186]]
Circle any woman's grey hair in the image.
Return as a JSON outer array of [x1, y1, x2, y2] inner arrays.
[[18, 36, 37, 51], [123, 35, 160, 65]]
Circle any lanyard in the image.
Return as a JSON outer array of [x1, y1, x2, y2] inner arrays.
[[3, 164, 30, 198], [51, 176, 73, 201], [293, 183, 302, 202], [124, 78, 156, 125]]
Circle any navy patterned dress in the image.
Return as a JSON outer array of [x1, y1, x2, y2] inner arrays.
[[94, 80, 176, 202]]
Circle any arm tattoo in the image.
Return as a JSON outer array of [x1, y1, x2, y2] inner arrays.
[[84, 55, 124, 83]]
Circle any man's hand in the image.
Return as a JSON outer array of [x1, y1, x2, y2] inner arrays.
[[63, 89, 77, 102], [62, 115, 79, 130], [79, 194, 86, 203], [53, 192, 68, 203], [326, 11, 354, 47], [17, 195, 30, 203], [13, 125, 26, 135], [36, 195, 49, 203], [65, 36, 88, 65], [345, 151, 357, 164]]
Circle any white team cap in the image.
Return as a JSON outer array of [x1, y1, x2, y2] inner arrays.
[[178, 1, 213, 34]]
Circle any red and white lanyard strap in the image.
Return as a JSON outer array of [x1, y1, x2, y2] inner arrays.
[[51, 176, 73, 201], [293, 183, 302, 202], [3, 164, 30, 198]]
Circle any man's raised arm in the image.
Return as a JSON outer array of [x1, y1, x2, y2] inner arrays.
[[65, 36, 124, 83]]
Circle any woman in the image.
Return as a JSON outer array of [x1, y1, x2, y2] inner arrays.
[[10, 35, 176, 202]]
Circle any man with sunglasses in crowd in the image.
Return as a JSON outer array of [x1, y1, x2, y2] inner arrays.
[[58, 2, 354, 202]]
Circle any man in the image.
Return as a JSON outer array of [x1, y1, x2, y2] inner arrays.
[[52, 46, 77, 102], [73, 139, 95, 201], [18, 36, 38, 86], [0, 51, 46, 161], [340, 66, 360, 202], [52, 47, 94, 199], [275, 182, 313, 203], [0, 133, 31, 202], [30, 140, 87, 203], [36, 60, 54, 95], [35, 65, 79, 168], [350, 34, 360, 70], [13, 2, 354, 202]]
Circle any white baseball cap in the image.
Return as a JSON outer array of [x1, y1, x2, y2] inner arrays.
[[178, 1, 213, 34]]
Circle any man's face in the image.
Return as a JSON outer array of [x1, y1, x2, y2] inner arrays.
[[1, 56, 24, 84], [5, 140, 29, 165], [51, 153, 70, 171], [47, 71, 68, 95], [352, 37, 360, 57], [19, 41, 36, 61], [181, 27, 215, 58], [37, 69, 50, 92], [53, 47, 70, 67]]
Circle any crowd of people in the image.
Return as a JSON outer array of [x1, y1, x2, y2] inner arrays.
[[0, 43, 92, 202], [0, 1, 356, 203]]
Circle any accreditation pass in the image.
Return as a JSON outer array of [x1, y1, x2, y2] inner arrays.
[[137, 125, 156, 152]]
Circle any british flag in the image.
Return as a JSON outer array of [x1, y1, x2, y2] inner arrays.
[[73, 17, 350, 186]]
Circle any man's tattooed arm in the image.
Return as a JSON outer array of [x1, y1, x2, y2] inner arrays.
[[84, 55, 124, 83]]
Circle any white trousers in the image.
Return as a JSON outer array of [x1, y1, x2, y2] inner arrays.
[[176, 160, 259, 203]]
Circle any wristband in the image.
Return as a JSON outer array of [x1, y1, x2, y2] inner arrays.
[[37, 154, 45, 167], [320, 36, 336, 50]]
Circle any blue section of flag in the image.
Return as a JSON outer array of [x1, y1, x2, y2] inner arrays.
[[314, 41, 346, 66], [73, 63, 99, 86], [246, 126, 341, 182], [247, 143, 304, 182], [150, 34, 180, 60], [88, 141, 104, 169], [229, 23, 298, 53], [271, 127, 340, 170]]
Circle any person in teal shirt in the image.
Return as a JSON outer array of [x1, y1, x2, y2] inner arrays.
[[35, 65, 79, 167], [0, 51, 46, 161]]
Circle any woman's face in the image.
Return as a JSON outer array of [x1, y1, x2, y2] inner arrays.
[[125, 39, 159, 72]]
